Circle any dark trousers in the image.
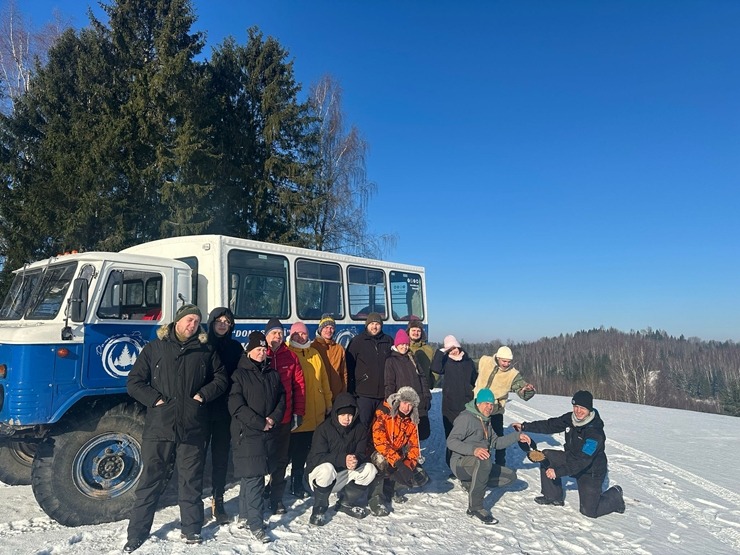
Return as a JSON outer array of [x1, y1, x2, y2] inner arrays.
[[539, 449, 622, 518], [207, 415, 231, 497], [269, 425, 291, 501], [288, 430, 314, 487], [418, 415, 431, 441], [356, 396, 383, 429], [453, 455, 517, 511], [443, 414, 455, 467], [238, 475, 265, 531], [127, 438, 206, 540], [490, 413, 506, 466]]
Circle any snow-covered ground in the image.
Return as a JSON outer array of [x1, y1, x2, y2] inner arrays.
[[1, 392, 739, 554]]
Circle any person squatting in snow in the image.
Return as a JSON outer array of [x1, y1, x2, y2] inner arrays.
[[368, 386, 429, 517], [512, 390, 626, 518], [305, 392, 378, 525], [446, 387, 532, 525]]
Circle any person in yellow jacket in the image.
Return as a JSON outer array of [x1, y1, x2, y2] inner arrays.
[[287, 321, 333, 499], [475, 346, 536, 466], [311, 314, 348, 399]]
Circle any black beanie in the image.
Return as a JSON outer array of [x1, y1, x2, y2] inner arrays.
[[175, 304, 201, 322], [571, 390, 594, 411], [265, 318, 283, 335], [246, 331, 267, 353], [336, 405, 355, 416]]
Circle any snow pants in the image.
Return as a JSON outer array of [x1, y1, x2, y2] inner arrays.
[[540, 449, 623, 518]]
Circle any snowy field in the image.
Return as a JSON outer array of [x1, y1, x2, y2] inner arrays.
[[1, 392, 739, 554]]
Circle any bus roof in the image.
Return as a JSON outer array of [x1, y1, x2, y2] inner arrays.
[[12, 251, 192, 273]]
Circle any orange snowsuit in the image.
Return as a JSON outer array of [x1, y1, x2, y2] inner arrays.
[[371, 401, 420, 470]]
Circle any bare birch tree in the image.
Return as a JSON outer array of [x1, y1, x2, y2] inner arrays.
[[305, 74, 395, 258], [0, 0, 67, 113]]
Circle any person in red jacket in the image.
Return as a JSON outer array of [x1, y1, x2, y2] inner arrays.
[[264, 318, 306, 515]]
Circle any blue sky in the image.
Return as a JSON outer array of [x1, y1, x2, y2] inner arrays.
[[24, 1, 740, 343]]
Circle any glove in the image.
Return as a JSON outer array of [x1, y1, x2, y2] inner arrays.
[[393, 462, 415, 486], [291, 414, 303, 431]]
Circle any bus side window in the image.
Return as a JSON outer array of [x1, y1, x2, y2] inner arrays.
[[296, 259, 344, 320], [390, 271, 424, 321], [347, 266, 387, 320]]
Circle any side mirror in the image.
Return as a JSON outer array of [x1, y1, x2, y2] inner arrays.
[[69, 278, 89, 323]]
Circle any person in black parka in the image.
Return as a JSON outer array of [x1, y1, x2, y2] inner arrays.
[[205, 307, 245, 524], [346, 312, 393, 428], [305, 392, 378, 525], [125, 305, 228, 552], [228, 331, 286, 543], [431, 334, 477, 467], [513, 390, 625, 518]]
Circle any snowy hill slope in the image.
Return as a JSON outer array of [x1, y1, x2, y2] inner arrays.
[[0, 392, 738, 554]]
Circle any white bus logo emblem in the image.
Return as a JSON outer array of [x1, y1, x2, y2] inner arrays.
[[96, 333, 148, 378]]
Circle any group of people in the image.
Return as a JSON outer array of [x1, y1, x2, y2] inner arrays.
[[122, 307, 624, 552]]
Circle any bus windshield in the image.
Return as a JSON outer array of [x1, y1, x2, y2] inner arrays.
[[0, 262, 77, 321]]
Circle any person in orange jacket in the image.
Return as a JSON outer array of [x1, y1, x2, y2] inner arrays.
[[368, 386, 429, 516]]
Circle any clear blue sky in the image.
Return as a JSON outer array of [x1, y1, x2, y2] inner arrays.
[[24, 1, 740, 343]]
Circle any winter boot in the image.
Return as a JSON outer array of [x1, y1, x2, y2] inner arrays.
[[212, 496, 230, 525], [368, 477, 390, 517], [309, 482, 333, 526], [337, 480, 370, 519]]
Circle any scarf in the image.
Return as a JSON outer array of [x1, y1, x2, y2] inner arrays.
[[572, 410, 596, 428]]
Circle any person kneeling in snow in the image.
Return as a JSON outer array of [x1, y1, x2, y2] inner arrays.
[[368, 386, 429, 516], [305, 392, 377, 525], [447, 388, 531, 525], [512, 390, 625, 518]]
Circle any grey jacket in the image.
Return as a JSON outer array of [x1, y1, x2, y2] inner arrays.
[[446, 400, 520, 469]]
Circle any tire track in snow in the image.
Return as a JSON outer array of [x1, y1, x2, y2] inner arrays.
[[506, 401, 740, 553]]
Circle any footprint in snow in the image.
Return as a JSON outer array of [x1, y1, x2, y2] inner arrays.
[[668, 532, 681, 544], [638, 515, 652, 530]]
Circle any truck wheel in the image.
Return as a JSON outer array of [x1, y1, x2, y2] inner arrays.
[[0, 441, 36, 485], [31, 402, 145, 526]]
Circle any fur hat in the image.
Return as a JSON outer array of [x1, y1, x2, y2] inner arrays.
[[246, 331, 267, 353], [264, 318, 283, 335], [317, 314, 336, 335], [387, 386, 420, 425], [571, 390, 594, 411], [406, 319, 423, 331], [289, 321, 309, 336], [175, 304, 201, 323], [440, 335, 461, 352], [394, 329, 410, 346], [495, 345, 513, 360]]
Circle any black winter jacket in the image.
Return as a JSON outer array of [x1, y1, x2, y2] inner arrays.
[[431, 349, 476, 423], [346, 329, 393, 399], [305, 392, 370, 477], [384, 349, 432, 416], [206, 307, 245, 421], [127, 323, 228, 443], [228, 355, 286, 478], [522, 410, 608, 478]]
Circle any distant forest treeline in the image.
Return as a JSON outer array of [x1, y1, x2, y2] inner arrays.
[[443, 327, 740, 417]]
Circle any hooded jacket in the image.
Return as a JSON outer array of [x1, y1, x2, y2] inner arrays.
[[206, 307, 245, 420], [305, 392, 370, 476], [346, 328, 393, 398], [408, 326, 435, 389], [446, 400, 521, 470], [127, 323, 228, 443], [229, 354, 286, 478], [384, 348, 432, 416], [311, 335, 348, 398], [287, 342, 333, 432], [521, 410, 608, 478]]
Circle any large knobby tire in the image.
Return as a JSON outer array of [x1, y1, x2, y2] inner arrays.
[[0, 441, 36, 485], [31, 402, 145, 526]]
